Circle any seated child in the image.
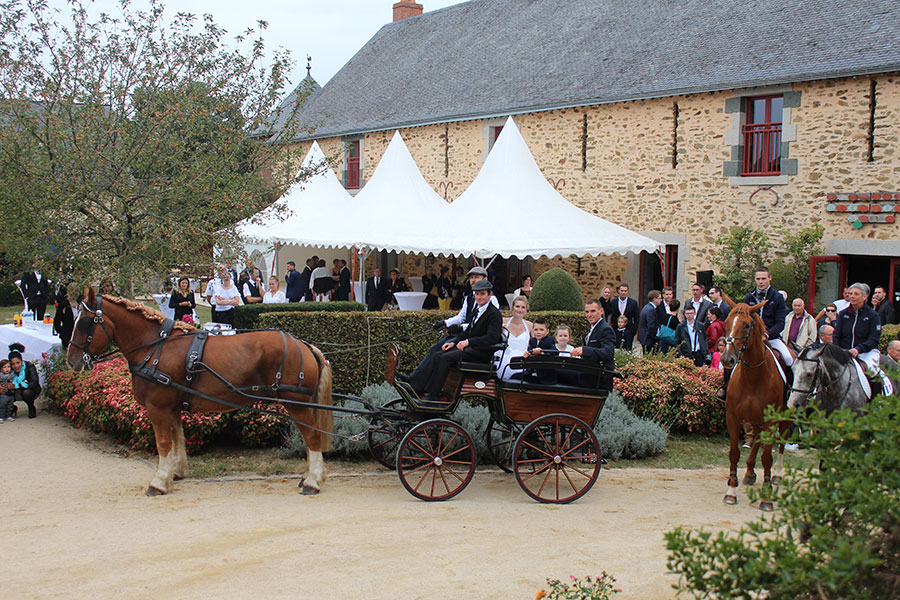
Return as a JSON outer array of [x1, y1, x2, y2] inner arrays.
[[523, 318, 557, 384], [554, 324, 575, 356], [614, 315, 630, 350], [0, 359, 15, 422], [710, 337, 726, 370]]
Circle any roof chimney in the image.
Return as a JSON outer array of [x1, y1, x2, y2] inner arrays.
[[393, 1, 423, 22]]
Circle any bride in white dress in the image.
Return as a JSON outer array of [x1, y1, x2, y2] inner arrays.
[[496, 296, 532, 381]]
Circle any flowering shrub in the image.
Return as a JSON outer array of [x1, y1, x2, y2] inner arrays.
[[42, 350, 290, 454], [537, 573, 620, 599], [614, 356, 724, 434]]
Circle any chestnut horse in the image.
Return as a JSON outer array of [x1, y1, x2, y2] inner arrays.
[[66, 288, 332, 496], [720, 297, 790, 511]]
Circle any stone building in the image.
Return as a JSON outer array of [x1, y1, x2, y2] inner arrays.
[[273, 0, 900, 314]]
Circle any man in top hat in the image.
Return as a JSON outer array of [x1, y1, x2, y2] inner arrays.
[[403, 266, 500, 392], [416, 279, 502, 401]]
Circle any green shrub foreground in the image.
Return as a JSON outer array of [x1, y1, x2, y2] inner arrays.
[[666, 394, 900, 600]]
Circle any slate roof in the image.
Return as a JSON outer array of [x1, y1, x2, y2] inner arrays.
[[283, 0, 900, 141]]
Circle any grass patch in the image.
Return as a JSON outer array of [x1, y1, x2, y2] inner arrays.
[[178, 432, 822, 479], [608, 432, 820, 471], [1, 304, 23, 325]]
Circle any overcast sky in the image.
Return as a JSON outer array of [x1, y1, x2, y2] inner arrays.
[[45, 0, 463, 88]]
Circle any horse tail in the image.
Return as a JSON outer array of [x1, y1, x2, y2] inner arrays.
[[307, 342, 333, 452]]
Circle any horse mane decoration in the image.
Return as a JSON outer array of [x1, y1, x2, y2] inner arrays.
[[100, 295, 195, 334]]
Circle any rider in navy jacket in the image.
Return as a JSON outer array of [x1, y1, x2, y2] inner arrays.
[[743, 285, 788, 340], [834, 304, 881, 354]]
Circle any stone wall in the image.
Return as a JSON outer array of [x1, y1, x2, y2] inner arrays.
[[294, 74, 900, 303]]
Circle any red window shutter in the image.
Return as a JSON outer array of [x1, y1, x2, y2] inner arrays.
[[346, 141, 360, 189], [741, 95, 783, 176]]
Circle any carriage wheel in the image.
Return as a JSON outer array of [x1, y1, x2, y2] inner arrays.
[[486, 416, 517, 473], [513, 414, 600, 504], [367, 399, 412, 469], [397, 419, 476, 501]]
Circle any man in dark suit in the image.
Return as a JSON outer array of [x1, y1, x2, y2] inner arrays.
[[284, 261, 304, 302], [609, 283, 638, 349], [419, 280, 502, 401], [676, 306, 709, 367], [639, 290, 662, 353], [300, 256, 317, 301], [656, 286, 675, 354], [365, 267, 389, 311], [332, 259, 351, 301], [21, 265, 50, 320], [743, 266, 791, 367], [403, 266, 500, 390], [565, 299, 616, 389], [873, 285, 895, 325], [708, 286, 731, 322], [688, 282, 713, 325]]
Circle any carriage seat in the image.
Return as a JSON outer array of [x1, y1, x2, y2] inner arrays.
[[505, 355, 620, 396], [455, 332, 508, 376]]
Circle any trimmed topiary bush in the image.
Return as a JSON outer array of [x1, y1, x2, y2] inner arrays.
[[528, 267, 584, 311]]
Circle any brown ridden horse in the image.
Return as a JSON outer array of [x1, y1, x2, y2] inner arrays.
[[720, 296, 790, 511], [66, 288, 332, 496]]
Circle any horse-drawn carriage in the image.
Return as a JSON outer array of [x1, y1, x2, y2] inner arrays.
[[66, 289, 614, 504], [368, 344, 612, 503]]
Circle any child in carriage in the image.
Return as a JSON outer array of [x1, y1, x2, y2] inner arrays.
[[522, 318, 557, 384], [554, 324, 575, 356]]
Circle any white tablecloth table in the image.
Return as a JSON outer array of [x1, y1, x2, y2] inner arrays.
[[505, 293, 517, 309], [0, 322, 61, 364], [394, 291, 428, 311], [152, 294, 176, 320], [354, 281, 364, 304]]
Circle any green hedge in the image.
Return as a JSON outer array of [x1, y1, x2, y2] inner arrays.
[[234, 301, 364, 329], [881, 324, 899, 352], [258, 309, 586, 395]]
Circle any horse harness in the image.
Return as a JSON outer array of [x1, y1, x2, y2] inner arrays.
[[74, 297, 318, 414]]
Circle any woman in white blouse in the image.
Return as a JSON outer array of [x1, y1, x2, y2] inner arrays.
[[263, 276, 287, 304]]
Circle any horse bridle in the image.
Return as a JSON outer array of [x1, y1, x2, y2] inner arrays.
[[789, 349, 852, 403], [69, 296, 116, 368], [723, 310, 767, 369]]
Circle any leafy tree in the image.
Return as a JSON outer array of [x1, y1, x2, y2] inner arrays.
[[666, 394, 900, 600], [710, 226, 771, 299], [529, 267, 584, 311], [780, 224, 825, 302], [0, 0, 318, 293]]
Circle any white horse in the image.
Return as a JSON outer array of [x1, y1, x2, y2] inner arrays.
[[788, 343, 872, 413]]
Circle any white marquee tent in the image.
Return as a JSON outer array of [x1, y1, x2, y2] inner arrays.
[[443, 116, 661, 259], [343, 130, 452, 255]]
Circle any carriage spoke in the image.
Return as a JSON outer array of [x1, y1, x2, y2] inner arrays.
[[520, 460, 554, 483], [535, 462, 554, 497], [519, 438, 555, 459], [397, 419, 476, 502]]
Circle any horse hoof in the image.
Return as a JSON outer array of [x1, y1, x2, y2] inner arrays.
[[301, 485, 320, 496], [759, 501, 775, 512], [743, 475, 757, 486], [173, 474, 184, 481], [145, 485, 166, 496], [723, 495, 737, 505], [771, 476, 782, 486]]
